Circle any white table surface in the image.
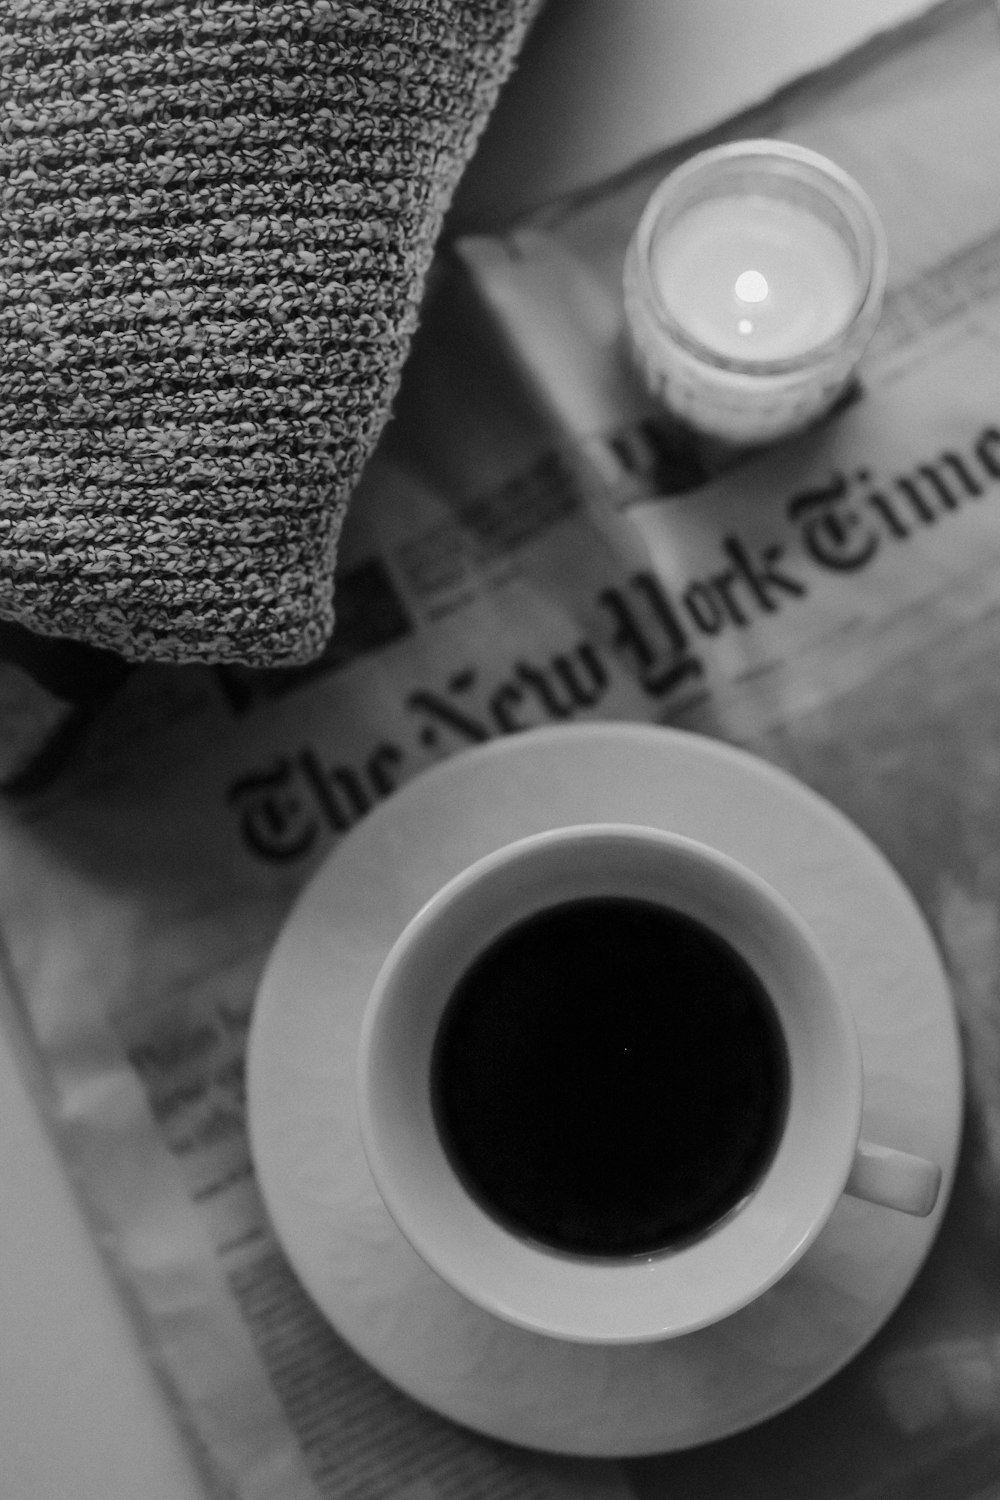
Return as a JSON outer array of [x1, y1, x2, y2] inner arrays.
[[0, 5, 938, 1497]]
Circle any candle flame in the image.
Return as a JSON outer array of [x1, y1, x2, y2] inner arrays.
[[734, 269, 769, 304]]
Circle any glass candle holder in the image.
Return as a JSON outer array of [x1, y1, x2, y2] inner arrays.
[[623, 139, 888, 447]]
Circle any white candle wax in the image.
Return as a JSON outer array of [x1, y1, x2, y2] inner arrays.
[[652, 194, 860, 362], [623, 140, 888, 446]]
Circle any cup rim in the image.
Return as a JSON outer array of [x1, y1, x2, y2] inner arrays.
[[357, 823, 864, 1344]]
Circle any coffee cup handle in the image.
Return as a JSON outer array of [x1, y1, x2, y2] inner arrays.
[[844, 1139, 942, 1217]]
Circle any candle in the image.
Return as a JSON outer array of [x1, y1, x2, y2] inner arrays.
[[623, 139, 888, 446]]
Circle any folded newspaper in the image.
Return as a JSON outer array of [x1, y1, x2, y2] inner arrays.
[[2, 1, 1000, 1496]]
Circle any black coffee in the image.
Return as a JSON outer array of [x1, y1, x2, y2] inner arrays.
[[430, 896, 789, 1257]]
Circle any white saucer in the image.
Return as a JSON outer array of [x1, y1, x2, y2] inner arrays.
[[246, 722, 963, 1457]]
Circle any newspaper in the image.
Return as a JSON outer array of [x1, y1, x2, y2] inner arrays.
[[2, 0, 1000, 1495]]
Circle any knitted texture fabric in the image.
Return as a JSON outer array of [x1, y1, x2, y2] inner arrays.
[[0, 0, 537, 665]]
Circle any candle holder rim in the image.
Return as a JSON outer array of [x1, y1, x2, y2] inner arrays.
[[626, 137, 889, 378]]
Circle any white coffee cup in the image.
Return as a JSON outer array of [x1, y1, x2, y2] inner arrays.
[[356, 824, 941, 1345]]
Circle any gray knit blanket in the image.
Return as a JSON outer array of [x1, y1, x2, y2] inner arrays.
[[0, 0, 536, 665]]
